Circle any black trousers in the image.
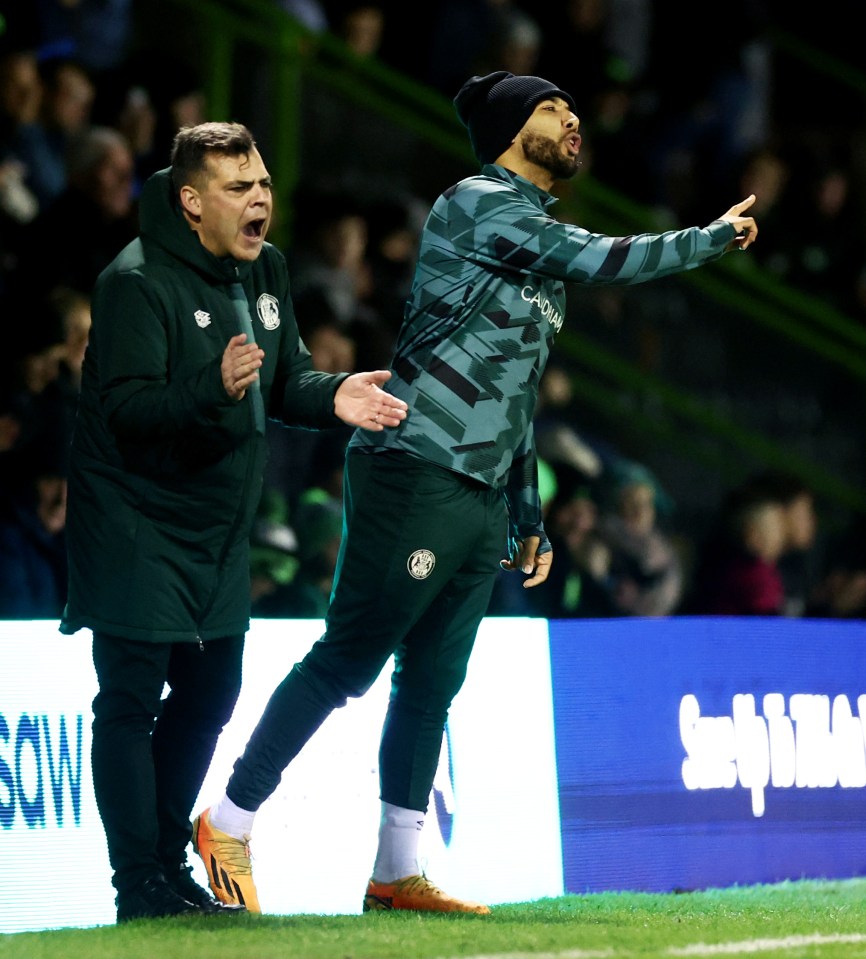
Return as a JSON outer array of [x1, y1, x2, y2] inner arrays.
[[227, 450, 506, 814], [91, 632, 244, 896]]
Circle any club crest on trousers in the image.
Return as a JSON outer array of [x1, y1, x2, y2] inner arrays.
[[407, 549, 436, 580]]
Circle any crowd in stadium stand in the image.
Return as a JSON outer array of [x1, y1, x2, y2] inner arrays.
[[2, 0, 866, 621]]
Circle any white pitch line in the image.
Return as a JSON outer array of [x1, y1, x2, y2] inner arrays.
[[669, 932, 866, 955], [436, 952, 614, 959], [440, 934, 866, 959]]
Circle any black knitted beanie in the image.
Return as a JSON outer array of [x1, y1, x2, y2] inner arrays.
[[453, 71, 575, 165]]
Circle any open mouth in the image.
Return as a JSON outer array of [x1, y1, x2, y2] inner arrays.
[[566, 134, 581, 155], [242, 218, 266, 239]]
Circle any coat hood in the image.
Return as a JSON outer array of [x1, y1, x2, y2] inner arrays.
[[139, 167, 254, 284]]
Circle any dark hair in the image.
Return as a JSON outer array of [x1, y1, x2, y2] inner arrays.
[[741, 469, 812, 507], [169, 121, 256, 194]]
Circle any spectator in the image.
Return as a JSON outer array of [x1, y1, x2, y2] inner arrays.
[[363, 194, 423, 346], [0, 436, 69, 618], [778, 156, 866, 319], [533, 364, 604, 483], [474, 4, 543, 79], [6, 290, 70, 471], [288, 186, 392, 368], [294, 288, 357, 374], [805, 518, 866, 619], [255, 489, 344, 618], [525, 481, 617, 618], [0, 158, 38, 293], [0, 46, 56, 213], [684, 484, 786, 616], [96, 55, 208, 190], [738, 469, 819, 616], [42, 286, 91, 445], [35, 55, 96, 205], [34, 0, 134, 75], [331, 1, 386, 59], [18, 124, 137, 295], [52, 285, 91, 392], [597, 459, 683, 617], [288, 187, 371, 327]]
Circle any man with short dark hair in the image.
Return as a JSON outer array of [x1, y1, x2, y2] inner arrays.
[[194, 74, 758, 916], [59, 121, 407, 922]]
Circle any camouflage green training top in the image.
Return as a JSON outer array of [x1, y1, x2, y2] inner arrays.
[[349, 164, 735, 547]]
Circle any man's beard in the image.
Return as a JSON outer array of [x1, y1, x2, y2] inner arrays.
[[521, 130, 581, 181]]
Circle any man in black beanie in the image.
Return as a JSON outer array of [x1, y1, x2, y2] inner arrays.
[[453, 70, 576, 166], [193, 72, 759, 917]]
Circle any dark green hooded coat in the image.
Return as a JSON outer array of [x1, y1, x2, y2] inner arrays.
[[60, 169, 347, 643]]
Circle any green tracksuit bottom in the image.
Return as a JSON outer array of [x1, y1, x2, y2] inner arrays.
[[227, 449, 507, 812]]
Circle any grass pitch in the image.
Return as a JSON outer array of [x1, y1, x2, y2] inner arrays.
[[2, 879, 866, 959]]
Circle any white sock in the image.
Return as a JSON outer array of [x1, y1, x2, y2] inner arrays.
[[371, 801, 425, 882], [207, 793, 256, 840]]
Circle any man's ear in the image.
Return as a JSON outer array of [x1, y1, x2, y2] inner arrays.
[[179, 184, 201, 220]]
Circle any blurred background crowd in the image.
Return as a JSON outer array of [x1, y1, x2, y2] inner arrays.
[[2, 0, 866, 623]]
